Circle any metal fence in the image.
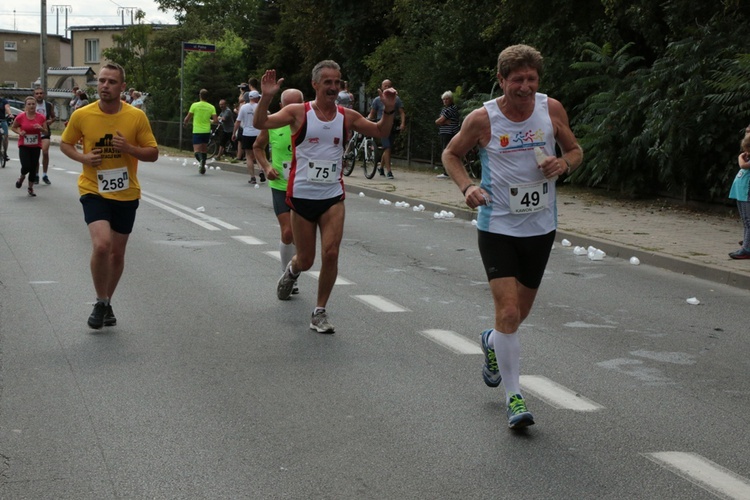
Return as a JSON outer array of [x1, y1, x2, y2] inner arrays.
[[151, 120, 445, 171]]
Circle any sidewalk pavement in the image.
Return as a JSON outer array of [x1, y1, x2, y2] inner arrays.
[[212, 155, 750, 290]]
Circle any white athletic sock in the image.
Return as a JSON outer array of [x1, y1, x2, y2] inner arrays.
[[491, 329, 521, 403], [279, 242, 296, 273]]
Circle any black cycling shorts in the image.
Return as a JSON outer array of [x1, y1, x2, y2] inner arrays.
[[477, 229, 555, 289], [287, 195, 344, 222]]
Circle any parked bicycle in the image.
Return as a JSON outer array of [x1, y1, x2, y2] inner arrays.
[[462, 145, 481, 179], [0, 115, 13, 168], [342, 130, 379, 179], [206, 124, 237, 160]]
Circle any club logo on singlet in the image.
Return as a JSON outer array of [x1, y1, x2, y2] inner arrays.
[[499, 128, 546, 152]]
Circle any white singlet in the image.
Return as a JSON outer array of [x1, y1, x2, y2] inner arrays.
[[288, 102, 346, 200], [476, 93, 557, 236]]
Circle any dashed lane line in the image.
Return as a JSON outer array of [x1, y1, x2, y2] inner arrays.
[[520, 375, 605, 411], [419, 329, 482, 355], [644, 452, 750, 500], [352, 295, 410, 312], [232, 235, 266, 245], [306, 271, 355, 285]]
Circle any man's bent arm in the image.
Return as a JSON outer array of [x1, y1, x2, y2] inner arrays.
[[125, 145, 159, 162], [253, 130, 272, 174], [60, 141, 90, 164]]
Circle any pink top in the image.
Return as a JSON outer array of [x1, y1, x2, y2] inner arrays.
[[16, 113, 46, 148]]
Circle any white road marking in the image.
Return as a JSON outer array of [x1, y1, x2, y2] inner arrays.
[[419, 329, 482, 354], [352, 295, 410, 312], [306, 271, 354, 285], [66, 170, 78, 175], [520, 375, 604, 411], [264, 251, 281, 260], [232, 235, 266, 245], [29, 281, 58, 284], [142, 191, 240, 230], [644, 452, 750, 499], [564, 321, 617, 329], [141, 196, 220, 231]]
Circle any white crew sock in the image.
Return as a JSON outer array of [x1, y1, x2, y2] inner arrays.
[[491, 329, 521, 403], [279, 242, 296, 273]]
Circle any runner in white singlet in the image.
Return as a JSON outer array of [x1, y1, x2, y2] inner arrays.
[[254, 60, 398, 334], [442, 44, 583, 430]]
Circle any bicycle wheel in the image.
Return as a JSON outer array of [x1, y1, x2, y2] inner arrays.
[[206, 139, 218, 158], [464, 150, 481, 179], [0, 140, 5, 168], [342, 147, 355, 176], [362, 138, 378, 179]]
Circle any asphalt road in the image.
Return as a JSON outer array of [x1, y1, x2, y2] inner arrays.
[[1, 144, 749, 499]]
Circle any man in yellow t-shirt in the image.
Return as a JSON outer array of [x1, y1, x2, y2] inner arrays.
[[184, 88, 218, 174], [60, 62, 159, 330]]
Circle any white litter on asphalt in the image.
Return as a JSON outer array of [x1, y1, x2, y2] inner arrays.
[[588, 248, 605, 261], [630, 256, 641, 265], [561, 238, 571, 246], [433, 210, 455, 219], [686, 297, 700, 305], [196, 206, 205, 212]]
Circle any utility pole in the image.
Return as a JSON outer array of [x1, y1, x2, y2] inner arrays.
[[40, 0, 48, 91], [118, 7, 138, 25], [51, 5, 72, 37]]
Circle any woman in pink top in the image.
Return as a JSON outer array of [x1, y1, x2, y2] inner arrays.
[[10, 96, 47, 196]]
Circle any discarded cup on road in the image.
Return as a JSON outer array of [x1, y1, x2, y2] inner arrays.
[[588, 249, 605, 261], [561, 239, 571, 247], [573, 246, 588, 255], [630, 256, 641, 265], [359, 192, 365, 197], [686, 297, 700, 305]]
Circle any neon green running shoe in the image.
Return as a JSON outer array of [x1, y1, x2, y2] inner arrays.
[[507, 394, 535, 429], [480, 329, 502, 387]]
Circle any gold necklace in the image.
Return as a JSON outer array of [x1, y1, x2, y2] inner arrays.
[[312, 100, 336, 122]]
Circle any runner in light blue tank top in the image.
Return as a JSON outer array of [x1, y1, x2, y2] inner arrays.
[[440, 44, 584, 430]]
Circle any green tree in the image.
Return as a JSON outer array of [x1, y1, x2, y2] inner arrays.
[[101, 11, 153, 93]]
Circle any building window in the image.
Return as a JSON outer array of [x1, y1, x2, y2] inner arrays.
[[85, 39, 100, 63], [4, 41, 17, 51]]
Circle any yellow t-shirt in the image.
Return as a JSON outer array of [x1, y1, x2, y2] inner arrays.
[[61, 102, 158, 201]]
